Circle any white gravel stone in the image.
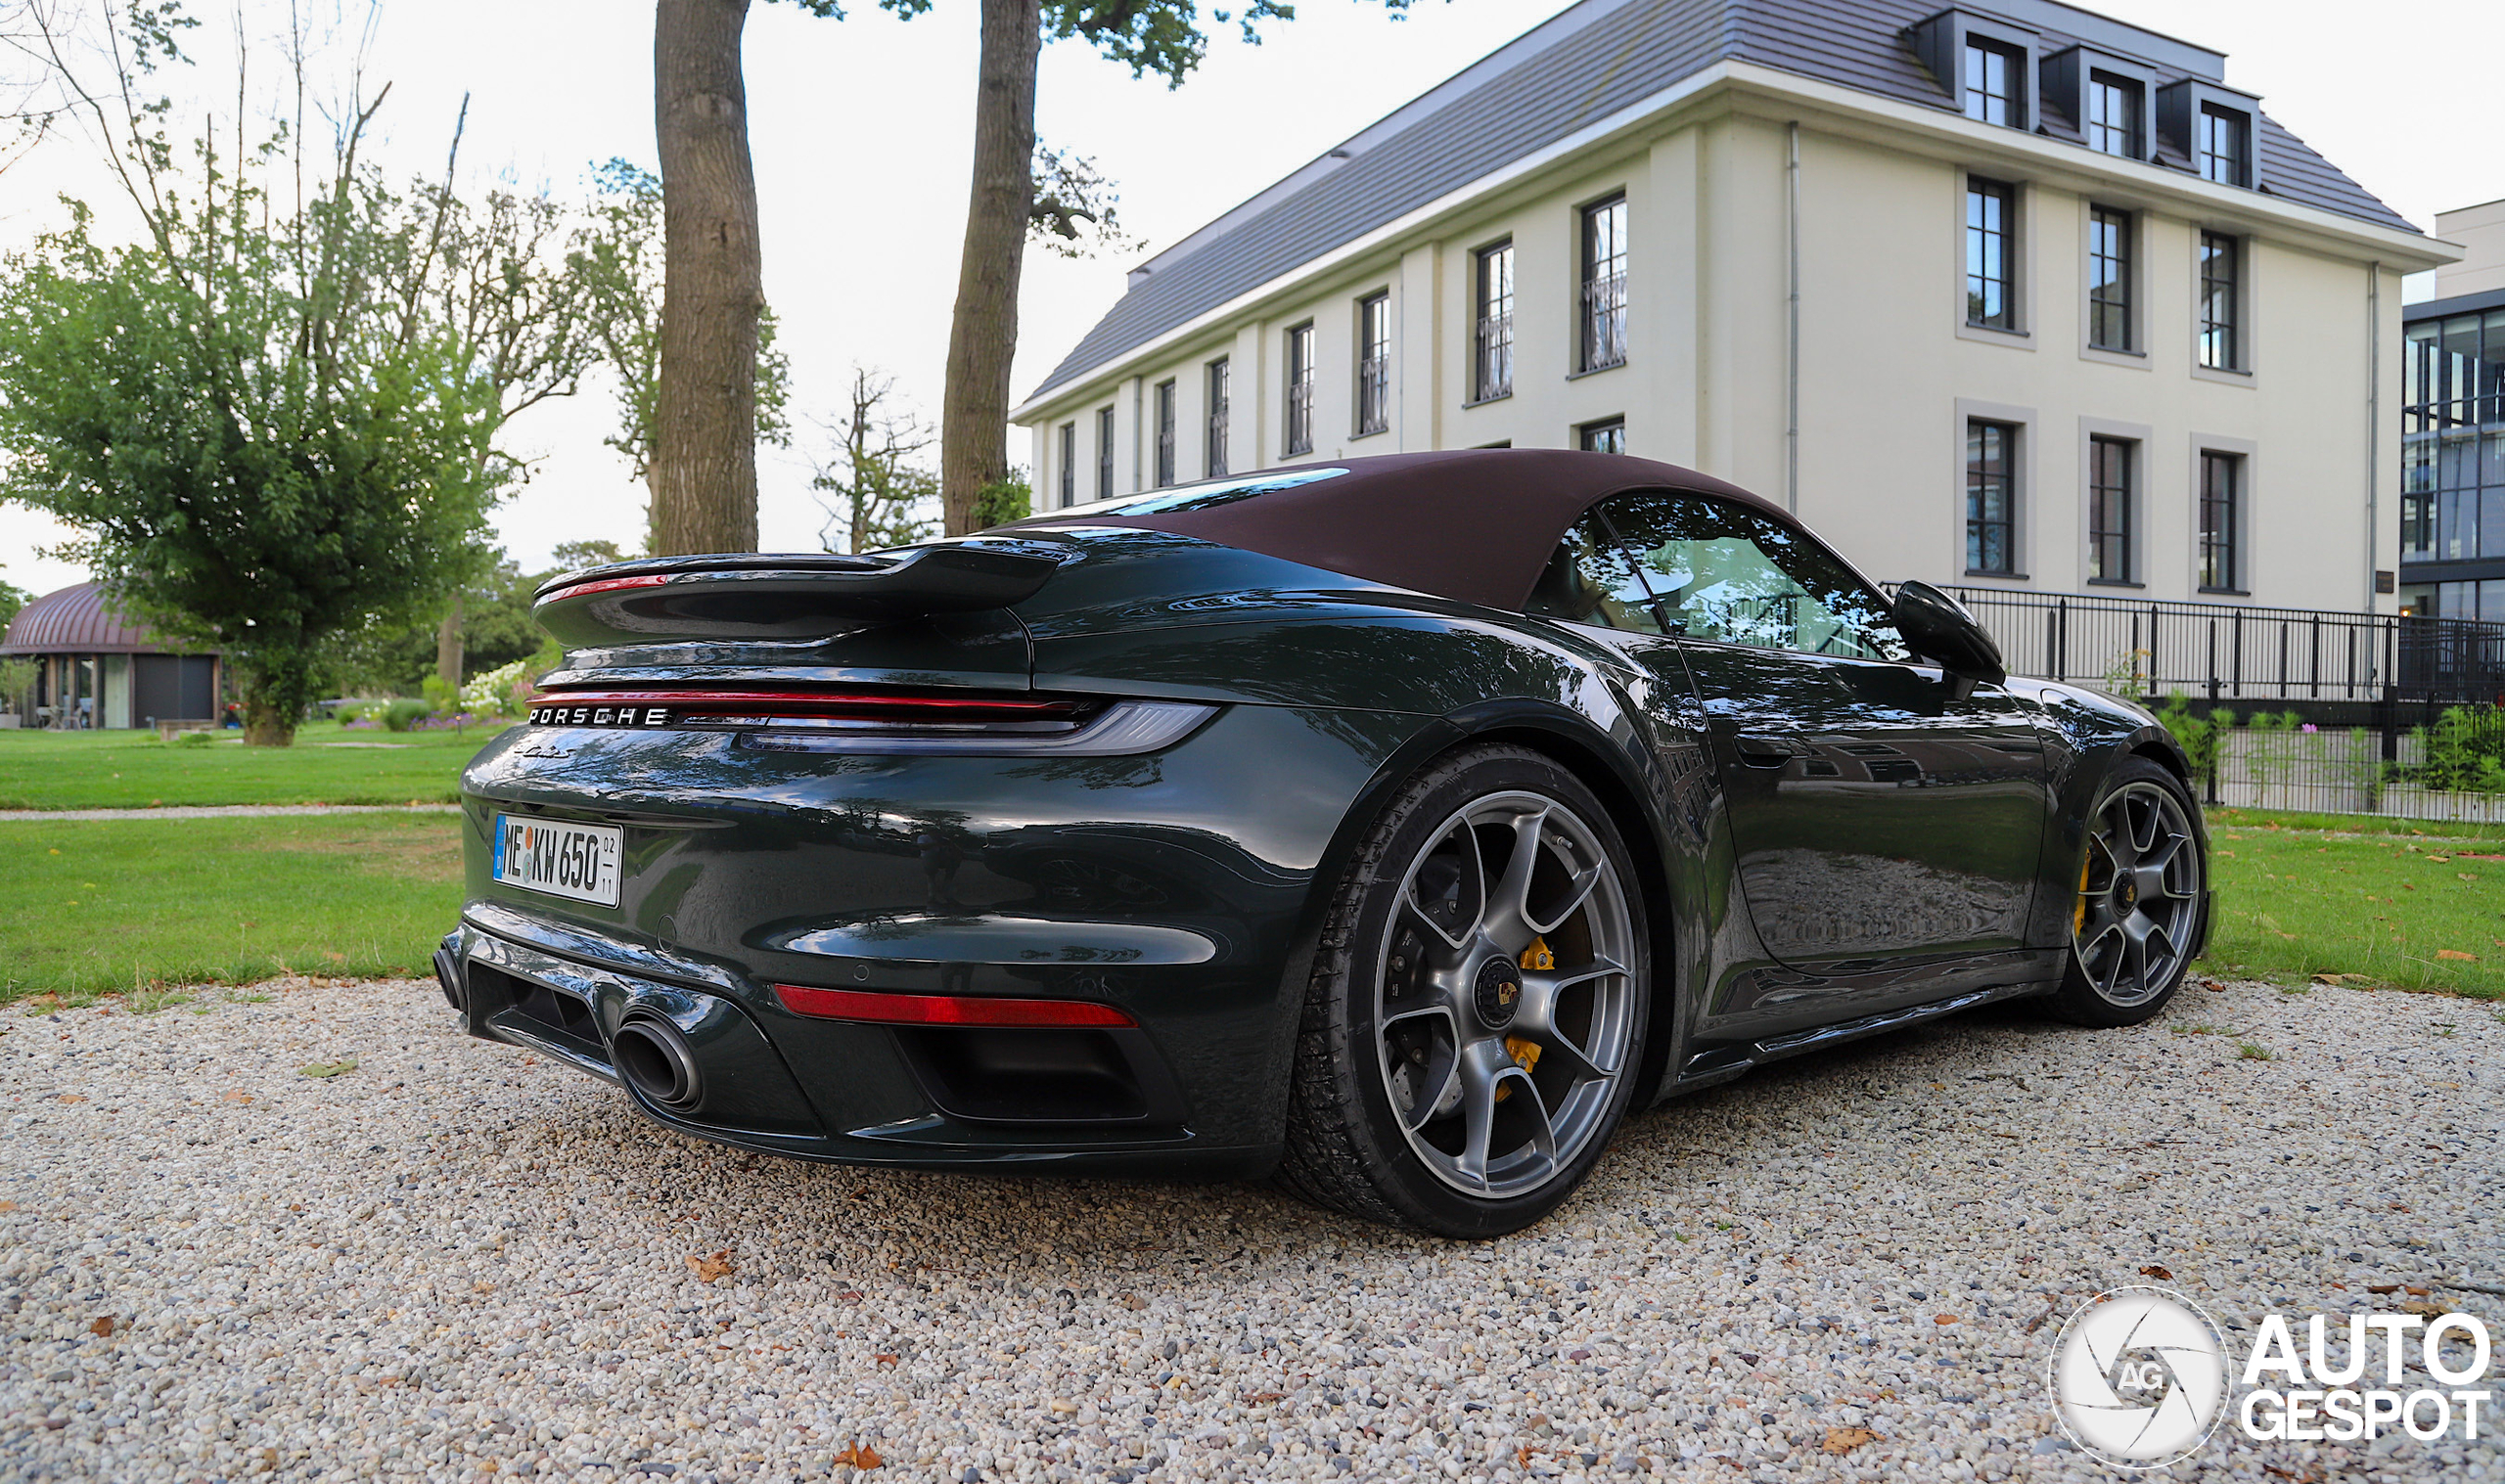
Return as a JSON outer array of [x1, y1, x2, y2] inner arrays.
[[2, 975, 2498, 1482]]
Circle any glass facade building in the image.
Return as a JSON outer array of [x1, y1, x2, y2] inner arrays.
[[2399, 291, 2505, 624]]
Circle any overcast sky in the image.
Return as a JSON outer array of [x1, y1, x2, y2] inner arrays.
[[4, 0, 2501, 599]]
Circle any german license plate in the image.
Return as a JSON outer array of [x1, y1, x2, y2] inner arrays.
[[491, 815, 622, 907]]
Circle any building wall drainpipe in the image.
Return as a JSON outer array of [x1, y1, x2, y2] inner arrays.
[[2364, 259, 2382, 622], [1786, 120, 1801, 515]]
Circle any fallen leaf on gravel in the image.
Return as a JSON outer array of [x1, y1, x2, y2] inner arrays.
[[687, 1249, 733, 1283], [2366, 1283, 2402, 1295], [1822, 1427, 1879, 1455], [88, 1316, 114, 1336], [297, 1058, 358, 1077], [1934, 1315, 1958, 1325], [2436, 949, 2480, 962], [1247, 1391, 1284, 1404], [57, 1094, 85, 1103], [2200, 978, 2226, 992], [220, 1090, 252, 1104], [1122, 1294, 1149, 1311], [2391, 1204, 2416, 1214], [2310, 973, 2371, 986], [0, 1201, 16, 1212], [833, 1441, 883, 1469], [2404, 1284, 2431, 1296], [2140, 1265, 2173, 1281], [2402, 1301, 2447, 1319], [874, 1353, 898, 1368]]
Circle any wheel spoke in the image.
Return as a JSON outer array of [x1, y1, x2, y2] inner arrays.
[[1456, 1046, 1503, 1191], [1526, 862, 1604, 937], [1515, 957, 1625, 1079], [1480, 806, 1551, 953], [2141, 832, 2187, 879], [1496, 1065, 1561, 1172], [1402, 825, 1484, 953]]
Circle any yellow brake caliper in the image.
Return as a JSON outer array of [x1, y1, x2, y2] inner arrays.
[[2075, 848, 2093, 936], [1497, 938, 1554, 1100]]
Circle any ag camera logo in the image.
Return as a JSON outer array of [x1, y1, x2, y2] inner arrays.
[[2049, 1286, 2231, 1468]]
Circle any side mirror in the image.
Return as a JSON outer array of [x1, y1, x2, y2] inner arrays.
[[1891, 581, 2007, 693]]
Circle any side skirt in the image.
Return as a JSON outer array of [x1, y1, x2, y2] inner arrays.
[[1666, 978, 2058, 1094]]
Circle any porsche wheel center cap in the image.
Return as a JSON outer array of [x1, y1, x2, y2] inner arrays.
[[2114, 878, 2139, 913], [1474, 958, 1524, 1029]]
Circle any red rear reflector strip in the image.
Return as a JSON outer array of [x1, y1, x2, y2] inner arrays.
[[530, 690, 1076, 714], [541, 573, 677, 603], [773, 983, 1136, 1028]]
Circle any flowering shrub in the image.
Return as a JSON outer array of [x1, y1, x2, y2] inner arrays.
[[460, 658, 532, 719]]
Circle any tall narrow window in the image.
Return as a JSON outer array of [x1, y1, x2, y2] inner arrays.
[[1966, 420, 2018, 575], [1580, 196, 1628, 372], [2088, 206, 2133, 352], [2197, 105, 2250, 186], [1057, 423, 1076, 508], [2200, 451, 2242, 591], [1284, 322, 1315, 457], [2088, 435, 2134, 583], [2199, 232, 2241, 371], [1095, 406, 1115, 501], [1966, 177, 2017, 331], [1152, 380, 1177, 488], [2084, 73, 2142, 157], [1474, 242, 1514, 402], [1962, 39, 2021, 126], [1355, 292, 1391, 436], [1204, 358, 1230, 478], [1578, 417, 1626, 455]]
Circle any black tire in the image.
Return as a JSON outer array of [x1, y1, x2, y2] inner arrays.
[[1277, 744, 1651, 1237], [2041, 755, 2207, 1028]]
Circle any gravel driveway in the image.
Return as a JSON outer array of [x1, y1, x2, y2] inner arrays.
[[3, 975, 2497, 1483]]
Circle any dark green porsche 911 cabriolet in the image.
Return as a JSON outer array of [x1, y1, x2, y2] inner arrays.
[[436, 449, 2207, 1237]]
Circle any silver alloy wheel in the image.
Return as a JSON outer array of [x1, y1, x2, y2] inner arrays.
[[1373, 790, 1637, 1198], [2072, 779, 2203, 1006]]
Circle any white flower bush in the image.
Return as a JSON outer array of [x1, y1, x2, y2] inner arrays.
[[460, 657, 532, 718]]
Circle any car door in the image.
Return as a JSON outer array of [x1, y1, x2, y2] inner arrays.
[[1584, 490, 2051, 977]]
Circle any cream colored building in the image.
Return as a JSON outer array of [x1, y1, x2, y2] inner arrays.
[[1014, 0, 2457, 616]]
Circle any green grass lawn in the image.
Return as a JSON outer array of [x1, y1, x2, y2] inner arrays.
[[2197, 807, 2505, 1001], [0, 812, 464, 1000], [0, 720, 504, 810], [1, 788, 2497, 1006]]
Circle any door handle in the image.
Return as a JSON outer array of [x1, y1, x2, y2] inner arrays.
[[1732, 735, 1801, 767]]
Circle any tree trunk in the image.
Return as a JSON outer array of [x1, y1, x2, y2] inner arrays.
[[434, 594, 465, 692], [939, 0, 1041, 536], [652, 0, 763, 557]]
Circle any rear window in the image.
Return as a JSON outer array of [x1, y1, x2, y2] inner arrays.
[[1075, 467, 1349, 517]]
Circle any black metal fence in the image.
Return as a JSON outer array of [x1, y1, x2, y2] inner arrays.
[[1922, 587, 2505, 822], [1936, 586, 2505, 709]]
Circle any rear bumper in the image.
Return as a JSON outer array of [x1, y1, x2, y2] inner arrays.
[[440, 918, 1278, 1179], [442, 701, 1432, 1177]]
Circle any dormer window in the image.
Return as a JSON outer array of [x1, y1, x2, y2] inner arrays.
[[2198, 104, 2251, 186], [1911, 10, 2039, 131], [1963, 39, 2023, 126], [2160, 80, 2261, 190], [2085, 72, 2144, 157]]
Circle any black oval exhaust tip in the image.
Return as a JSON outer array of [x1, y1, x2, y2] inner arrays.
[[433, 948, 466, 1012], [612, 1015, 705, 1111]]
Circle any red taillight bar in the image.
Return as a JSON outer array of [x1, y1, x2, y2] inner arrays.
[[539, 572, 677, 604], [772, 983, 1136, 1028], [528, 689, 1079, 715]]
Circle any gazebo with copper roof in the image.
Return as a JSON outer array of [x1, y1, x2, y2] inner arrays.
[[0, 582, 222, 730]]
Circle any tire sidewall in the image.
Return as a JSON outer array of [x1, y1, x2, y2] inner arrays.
[[1325, 747, 1651, 1237]]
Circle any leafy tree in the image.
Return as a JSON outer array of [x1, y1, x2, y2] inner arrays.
[[569, 157, 789, 551], [0, 576, 29, 630], [0, 3, 600, 743], [811, 368, 940, 554], [930, 0, 1429, 535]]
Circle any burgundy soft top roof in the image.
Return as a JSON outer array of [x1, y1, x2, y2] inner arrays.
[[1005, 449, 1789, 611]]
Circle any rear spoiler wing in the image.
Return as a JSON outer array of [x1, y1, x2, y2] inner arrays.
[[533, 541, 1069, 647]]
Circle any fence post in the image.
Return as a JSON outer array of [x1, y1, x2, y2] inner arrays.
[[2234, 609, 2246, 699], [2207, 620, 2219, 704], [2053, 600, 2068, 683], [2309, 613, 2321, 700]]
